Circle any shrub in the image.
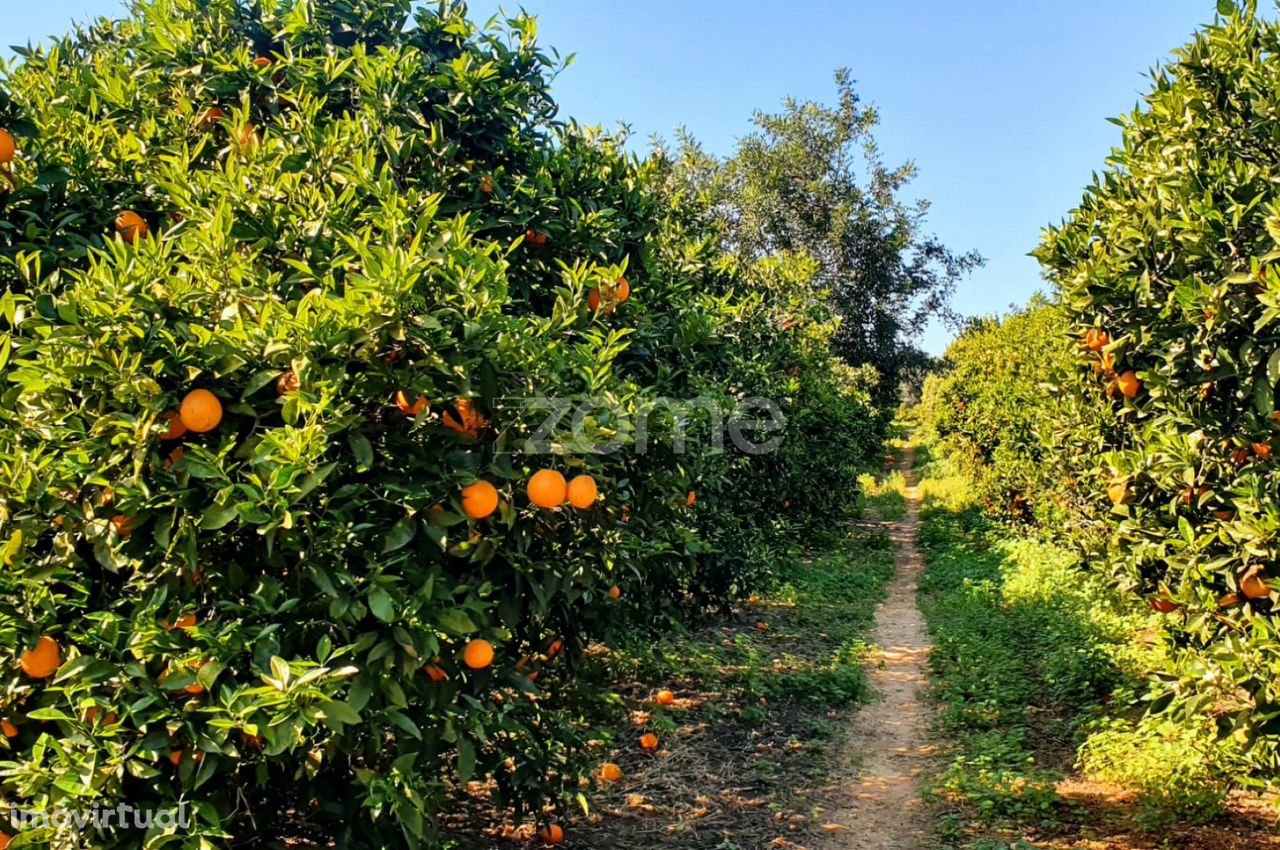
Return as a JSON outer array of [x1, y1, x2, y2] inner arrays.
[[0, 1, 878, 846]]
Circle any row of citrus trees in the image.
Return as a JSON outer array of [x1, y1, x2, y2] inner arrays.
[[920, 2, 1280, 793], [0, 1, 883, 847]]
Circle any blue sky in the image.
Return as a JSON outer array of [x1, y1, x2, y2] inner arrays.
[[1, 1, 1229, 353]]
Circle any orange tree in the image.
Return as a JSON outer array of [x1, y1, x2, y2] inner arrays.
[[918, 296, 1109, 531], [1036, 2, 1280, 782], [0, 0, 879, 846]]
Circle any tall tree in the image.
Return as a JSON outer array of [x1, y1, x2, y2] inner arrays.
[[662, 70, 981, 405]]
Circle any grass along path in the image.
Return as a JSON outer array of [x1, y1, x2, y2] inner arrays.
[[822, 445, 936, 850], [915, 453, 1280, 850]]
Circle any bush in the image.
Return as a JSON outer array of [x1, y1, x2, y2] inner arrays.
[[1036, 4, 1280, 785], [0, 1, 879, 846]]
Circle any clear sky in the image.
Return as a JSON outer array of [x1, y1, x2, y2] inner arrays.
[[0, 1, 1232, 353]]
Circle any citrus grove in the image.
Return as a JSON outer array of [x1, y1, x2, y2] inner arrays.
[[0, 0, 940, 847], [920, 1, 1280, 811]]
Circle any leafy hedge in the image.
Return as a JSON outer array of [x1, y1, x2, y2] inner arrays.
[[0, 1, 880, 847]]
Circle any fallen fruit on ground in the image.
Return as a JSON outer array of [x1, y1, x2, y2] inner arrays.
[[655, 689, 675, 705], [599, 762, 622, 782], [538, 824, 564, 844], [640, 733, 659, 751]]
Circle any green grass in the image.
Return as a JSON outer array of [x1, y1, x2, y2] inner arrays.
[[914, 466, 1231, 846]]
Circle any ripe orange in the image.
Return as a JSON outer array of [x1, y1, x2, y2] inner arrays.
[[169, 749, 184, 766], [425, 664, 448, 682], [566, 474, 598, 509], [639, 733, 659, 751], [395, 390, 427, 416], [608, 585, 621, 599], [111, 515, 135, 538], [195, 106, 225, 129], [524, 228, 549, 247], [527, 469, 567, 509], [587, 287, 605, 312], [276, 369, 299, 395], [443, 398, 488, 436], [165, 446, 185, 469], [1117, 370, 1141, 399], [1, 720, 16, 738], [1149, 597, 1179, 614], [655, 689, 675, 706], [461, 480, 499, 520], [20, 636, 61, 679], [686, 490, 696, 507], [755, 621, 769, 632], [236, 123, 259, 150], [611, 276, 631, 303], [252, 56, 273, 69], [114, 210, 148, 244], [1106, 478, 1131, 506], [160, 410, 187, 440], [480, 174, 494, 194], [1242, 568, 1271, 600], [1083, 328, 1109, 351], [600, 762, 623, 782], [538, 825, 564, 844], [463, 639, 495, 670], [180, 389, 223, 432], [0, 830, 10, 849], [547, 639, 563, 658], [83, 706, 118, 725], [0, 129, 15, 163], [1254, 442, 1273, 461], [164, 612, 197, 631]]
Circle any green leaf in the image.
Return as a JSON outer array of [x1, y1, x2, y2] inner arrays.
[[368, 587, 395, 622]]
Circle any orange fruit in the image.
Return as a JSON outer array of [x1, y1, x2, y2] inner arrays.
[[608, 585, 621, 599], [566, 474, 597, 509], [1254, 442, 1273, 461], [546, 639, 563, 658], [463, 639, 494, 670], [1106, 478, 1131, 506], [1148, 597, 1179, 614], [20, 636, 61, 679], [600, 762, 623, 782], [180, 389, 223, 432], [1083, 328, 1109, 351], [164, 446, 185, 469], [395, 390, 427, 416], [443, 397, 488, 436], [755, 621, 769, 632], [114, 210, 148, 244], [164, 612, 197, 631], [527, 469, 567, 509], [1, 720, 17, 738], [1117, 370, 1141, 399], [0, 129, 15, 163], [111, 515, 135, 538], [169, 749, 184, 766], [425, 664, 448, 682], [83, 706, 118, 725], [252, 56, 273, 69], [236, 123, 259, 150], [538, 825, 564, 844], [276, 369, 299, 395], [160, 410, 187, 440], [1242, 568, 1271, 600], [639, 733, 659, 751], [462, 480, 500, 520], [611, 276, 631, 303], [195, 106, 224, 129], [655, 689, 675, 706], [0, 831, 10, 850], [480, 174, 494, 194], [686, 490, 696, 507]]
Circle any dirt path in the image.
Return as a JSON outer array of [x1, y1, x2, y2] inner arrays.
[[824, 448, 935, 850]]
